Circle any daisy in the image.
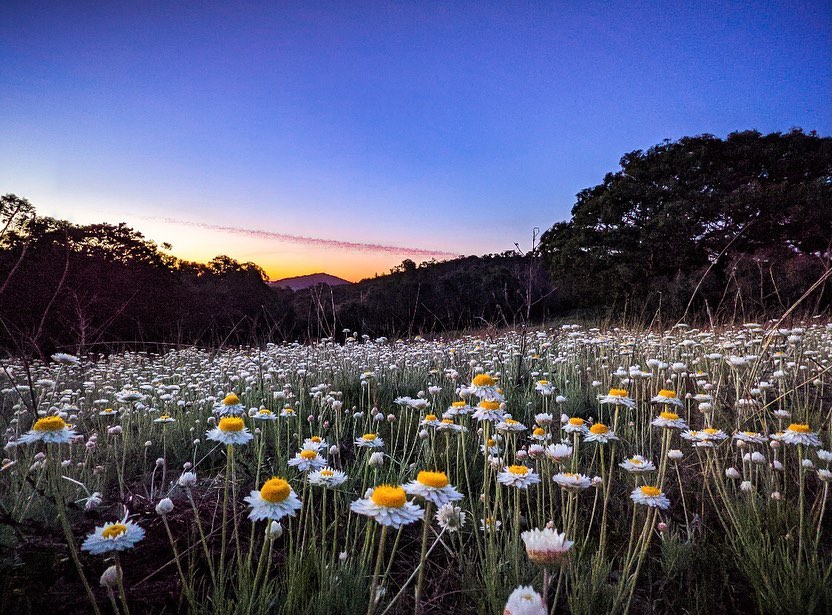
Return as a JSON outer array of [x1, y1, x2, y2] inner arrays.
[[781, 423, 822, 447], [81, 518, 145, 555], [252, 408, 277, 421], [245, 477, 302, 521], [308, 467, 348, 488], [630, 485, 670, 509], [497, 418, 527, 433], [651, 390, 684, 407], [619, 455, 656, 473], [732, 431, 767, 444], [214, 392, 245, 417], [437, 419, 465, 433], [17, 416, 77, 445], [503, 586, 546, 615], [583, 423, 618, 444], [153, 415, 175, 424], [420, 414, 442, 428], [355, 433, 384, 449], [350, 485, 423, 528], [404, 470, 463, 506], [472, 400, 504, 422], [206, 416, 254, 446], [302, 436, 327, 450], [470, 373, 503, 401], [534, 380, 555, 396], [552, 472, 592, 491], [545, 443, 573, 462], [497, 465, 541, 489], [288, 449, 327, 472], [530, 427, 549, 442], [480, 437, 502, 455], [597, 388, 636, 408], [521, 527, 574, 565], [279, 407, 297, 418], [651, 411, 688, 430], [444, 401, 472, 417], [98, 408, 118, 417], [563, 417, 588, 434], [534, 412, 554, 426]]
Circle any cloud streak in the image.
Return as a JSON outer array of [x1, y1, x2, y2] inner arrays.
[[151, 217, 461, 259]]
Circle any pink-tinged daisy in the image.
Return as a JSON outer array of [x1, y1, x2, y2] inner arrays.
[[552, 472, 592, 491], [521, 527, 574, 565]]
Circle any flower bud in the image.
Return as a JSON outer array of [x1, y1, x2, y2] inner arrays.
[[100, 565, 122, 589], [156, 498, 174, 515]]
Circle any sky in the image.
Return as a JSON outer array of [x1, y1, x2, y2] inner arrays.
[[1, 1, 829, 281]]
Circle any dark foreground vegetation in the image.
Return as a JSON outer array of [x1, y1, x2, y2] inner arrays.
[[1, 129, 829, 357]]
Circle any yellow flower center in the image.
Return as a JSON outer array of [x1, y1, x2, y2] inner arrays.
[[362, 433, 377, 441], [159, 415, 170, 421], [321, 469, 334, 477], [569, 418, 585, 426], [640, 486, 661, 497], [590, 423, 609, 434], [629, 458, 643, 465], [563, 472, 578, 479], [538, 380, 549, 385], [533, 427, 545, 436], [260, 477, 291, 503], [102, 523, 128, 539], [370, 485, 407, 508], [300, 450, 317, 460], [424, 414, 437, 422], [33, 416, 67, 432], [258, 409, 272, 415], [310, 436, 321, 443], [487, 438, 496, 447], [508, 465, 529, 476], [223, 393, 240, 406], [609, 388, 628, 397], [788, 423, 811, 433], [479, 400, 501, 411], [102, 408, 114, 413], [451, 401, 466, 407], [658, 389, 677, 398], [505, 418, 519, 426], [703, 428, 718, 435], [417, 470, 449, 488], [284, 408, 295, 414], [472, 374, 496, 387], [659, 411, 679, 421], [218, 417, 244, 432], [441, 419, 454, 425]]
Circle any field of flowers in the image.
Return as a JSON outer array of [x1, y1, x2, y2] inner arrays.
[[1, 321, 831, 614]]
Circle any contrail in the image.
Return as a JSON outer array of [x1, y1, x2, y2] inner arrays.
[[151, 216, 461, 258]]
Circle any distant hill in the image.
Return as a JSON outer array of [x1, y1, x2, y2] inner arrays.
[[269, 272, 351, 291]]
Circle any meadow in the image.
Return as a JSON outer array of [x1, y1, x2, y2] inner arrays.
[[1, 320, 831, 614]]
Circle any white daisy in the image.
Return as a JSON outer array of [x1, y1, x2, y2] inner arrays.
[[81, 518, 145, 555], [630, 485, 670, 509], [214, 393, 245, 417], [583, 423, 618, 444], [472, 400, 505, 422], [497, 465, 541, 489], [17, 416, 77, 445], [563, 417, 588, 434], [308, 467, 348, 487], [206, 416, 254, 446], [355, 433, 384, 449], [781, 423, 822, 447], [403, 470, 463, 506], [651, 411, 688, 430], [470, 373, 503, 401], [288, 449, 327, 472], [597, 388, 636, 408], [503, 586, 546, 615], [350, 485, 423, 528], [651, 390, 684, 407], [252, 408, 277, 421], [497, 418, 528, 433], [619, 455, 656, 473], [245, 477, 303, 521]]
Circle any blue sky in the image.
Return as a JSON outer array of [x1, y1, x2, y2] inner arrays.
[[1, 1, 829, 280]]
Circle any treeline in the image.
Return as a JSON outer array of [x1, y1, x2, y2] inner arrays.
[[540, 129, 832, 321], [1, 129, 829, 356]]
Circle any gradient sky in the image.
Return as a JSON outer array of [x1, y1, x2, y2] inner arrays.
[[1, 1, 829, 281]]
